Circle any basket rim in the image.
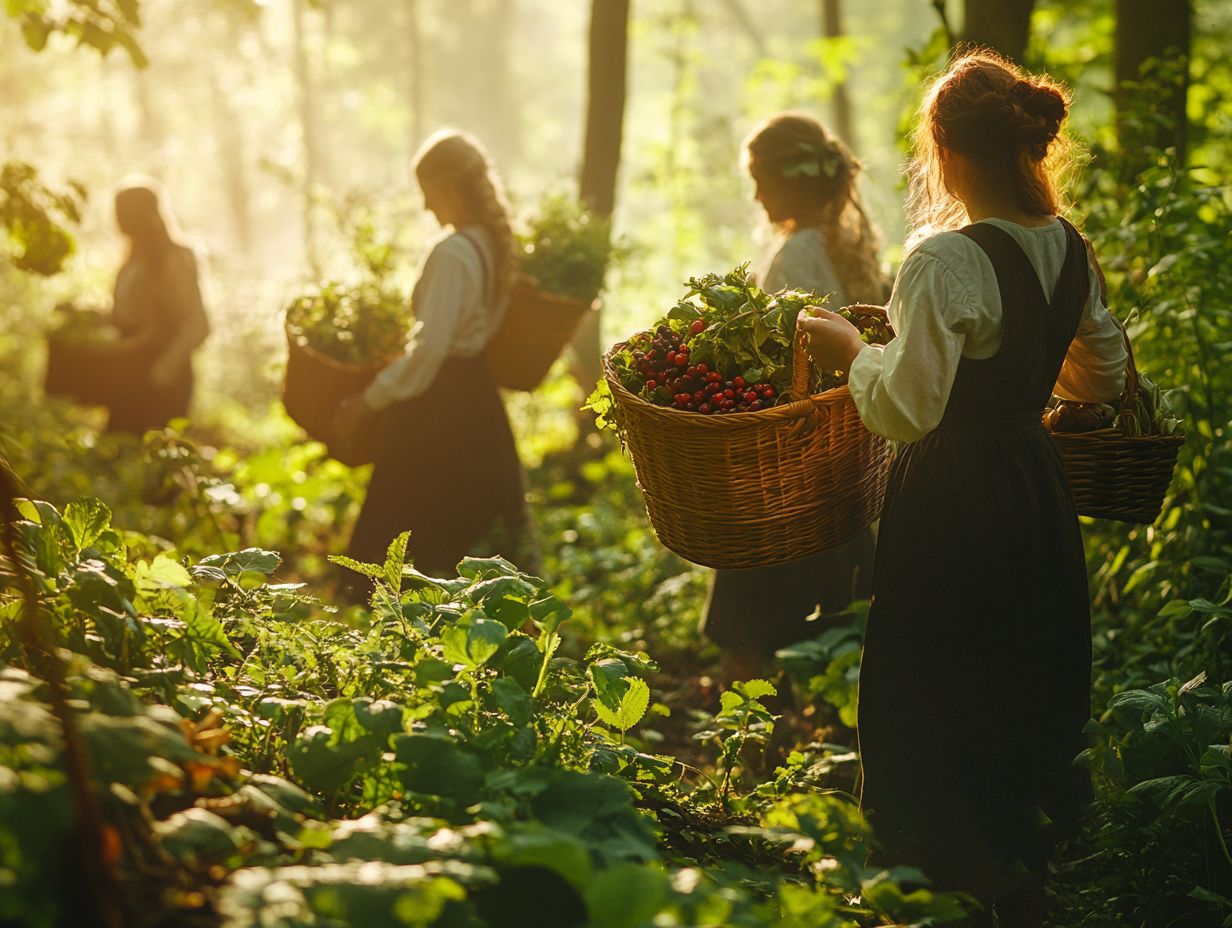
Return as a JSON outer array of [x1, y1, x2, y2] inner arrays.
[[602, 339, 854, 429], [285, 324, 396, 376], [1048, 425, 1186, 446]]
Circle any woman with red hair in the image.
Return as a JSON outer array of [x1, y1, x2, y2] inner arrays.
[[800, 52, 1126, 924]]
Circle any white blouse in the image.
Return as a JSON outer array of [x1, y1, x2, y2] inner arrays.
[[848, 218, 1128, 443], [363, 226, 506, 410], [756, 227, 847, 304]]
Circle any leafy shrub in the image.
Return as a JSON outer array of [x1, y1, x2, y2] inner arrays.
[[284, 281, 409, 366]]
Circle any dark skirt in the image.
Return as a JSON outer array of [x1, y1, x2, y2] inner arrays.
[[348, 354, 536, 578], [105, 361, 193, 435], [701, 529, 875, 659], [857, 417, 1091, 893]]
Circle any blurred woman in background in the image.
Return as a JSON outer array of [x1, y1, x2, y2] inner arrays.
[[106, 182, 209, 434], [701, 113, 889, 681], [334, 130, 536, 577]]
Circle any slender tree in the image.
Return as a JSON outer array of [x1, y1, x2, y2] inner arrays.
[[1115, 0, 1191, 172], [961, 0, 1035, 62], [822, 0, 853, 147], [573, 0, 630, 390]]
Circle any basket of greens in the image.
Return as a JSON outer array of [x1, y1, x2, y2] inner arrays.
[[44, 302, 149, 405], [590, 266, 893, 570], [1045, 318, 1183, 523], [486, 194, 613, 392], [283, 282, 408, 462]]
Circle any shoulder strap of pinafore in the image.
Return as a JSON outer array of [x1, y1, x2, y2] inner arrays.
[[456, 228, 493, 310]]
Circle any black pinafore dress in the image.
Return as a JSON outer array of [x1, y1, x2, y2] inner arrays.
[[857, 218, 1093, 894], [347, 234, 536, 577]]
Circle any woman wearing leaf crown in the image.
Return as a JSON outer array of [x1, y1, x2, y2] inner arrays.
[[104, 182, 210, 434], [799, 51, 1127, 924], [701, 113, 889, 681], [333, 130, 536, 578]]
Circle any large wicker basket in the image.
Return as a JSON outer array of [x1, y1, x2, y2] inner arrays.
[[44, 333, 153, 407], [486, 274, 596, 392], [1049, 321, 1183, 524], [603, 326, 893, 570], [283, 329, 389, 466]]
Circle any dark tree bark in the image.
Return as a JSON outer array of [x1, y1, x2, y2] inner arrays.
[[961, 0, 1035, 63], [573, 0, 630, 390], [822, 0, 853, 148], [1115, 0, 1191, 172]]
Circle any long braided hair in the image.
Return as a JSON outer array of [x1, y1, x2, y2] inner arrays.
[[744, 113, 888, 304], [414, 130, 516, 300]]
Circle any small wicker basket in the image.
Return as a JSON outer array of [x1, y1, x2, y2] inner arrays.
[[283, 329, 388, 466], [603, 321, 893, 570], [486, 274, 596, 392], [1049, 321, 1183, 524]]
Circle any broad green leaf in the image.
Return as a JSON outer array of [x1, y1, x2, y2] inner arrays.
[[594, 678, 650, 733], [583, 862, 670, 928], [133, 555, 192, 593], [384, 531, 410, 589], [62, 498, 110, 551], [198, 548, 282, 577], [441, 617, 507, 669]]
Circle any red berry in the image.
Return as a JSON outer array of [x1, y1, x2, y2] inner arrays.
[[700, 403, 712, 414], [693, 390, 705, 402], [690, 319, 705, 334], [666, 351, 676, 363], [674, 393, 691, 405], [707, 371, 722, 383], [675, 355, 688, 367], [696, 362, 708, 375], [761, 385, 776, 398], [645, 379, 657, 390], [749, 399, 763, 411], [724, 388, 736, 400], [744, 390, 758, 403], [733, 376, 746, 389]]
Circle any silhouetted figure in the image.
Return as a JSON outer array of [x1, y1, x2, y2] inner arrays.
[[334, 130, 536, 578], [106, 183, 209, 434], [701, 113, 888, 682]]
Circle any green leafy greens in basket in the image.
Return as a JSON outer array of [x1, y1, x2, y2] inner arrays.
[[518, 193, 617, 303], [588, 265, 892, 430], [285, 282, 408, 366]]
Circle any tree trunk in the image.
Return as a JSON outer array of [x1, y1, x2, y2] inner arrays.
[[573, 0, 630, 392], [961, 0, 1035, 63], [1115, 0, 1191, 173], [291, 0, 320, 274], [821, 0, 853, 148]]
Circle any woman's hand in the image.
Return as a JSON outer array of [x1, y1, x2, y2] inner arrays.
[[797, 307, 866, 373], [333, 392, 376, 451]]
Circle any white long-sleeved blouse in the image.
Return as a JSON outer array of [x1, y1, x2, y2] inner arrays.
[[756, 227, 847, 304], [363, 226, 505, 410], [847, 218, 1128, 443]]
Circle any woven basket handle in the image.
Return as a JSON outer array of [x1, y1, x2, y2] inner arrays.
[[791, 328, 812, 400], [1111, 314, 1140, 416]]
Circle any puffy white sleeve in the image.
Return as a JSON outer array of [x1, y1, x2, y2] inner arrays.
[[1053, 248, 1128, 403], [363, 241, 475, 410], [847, 249, 976, 443]]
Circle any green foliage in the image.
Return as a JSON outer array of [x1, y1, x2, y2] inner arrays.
[[285, 281, 410, 366], [5, 0, 146, 66], [0, 162, 86, 277], [0, 497, 968, 927], [518, 193, 618, 303], [1078, 673, 1232, 925]]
